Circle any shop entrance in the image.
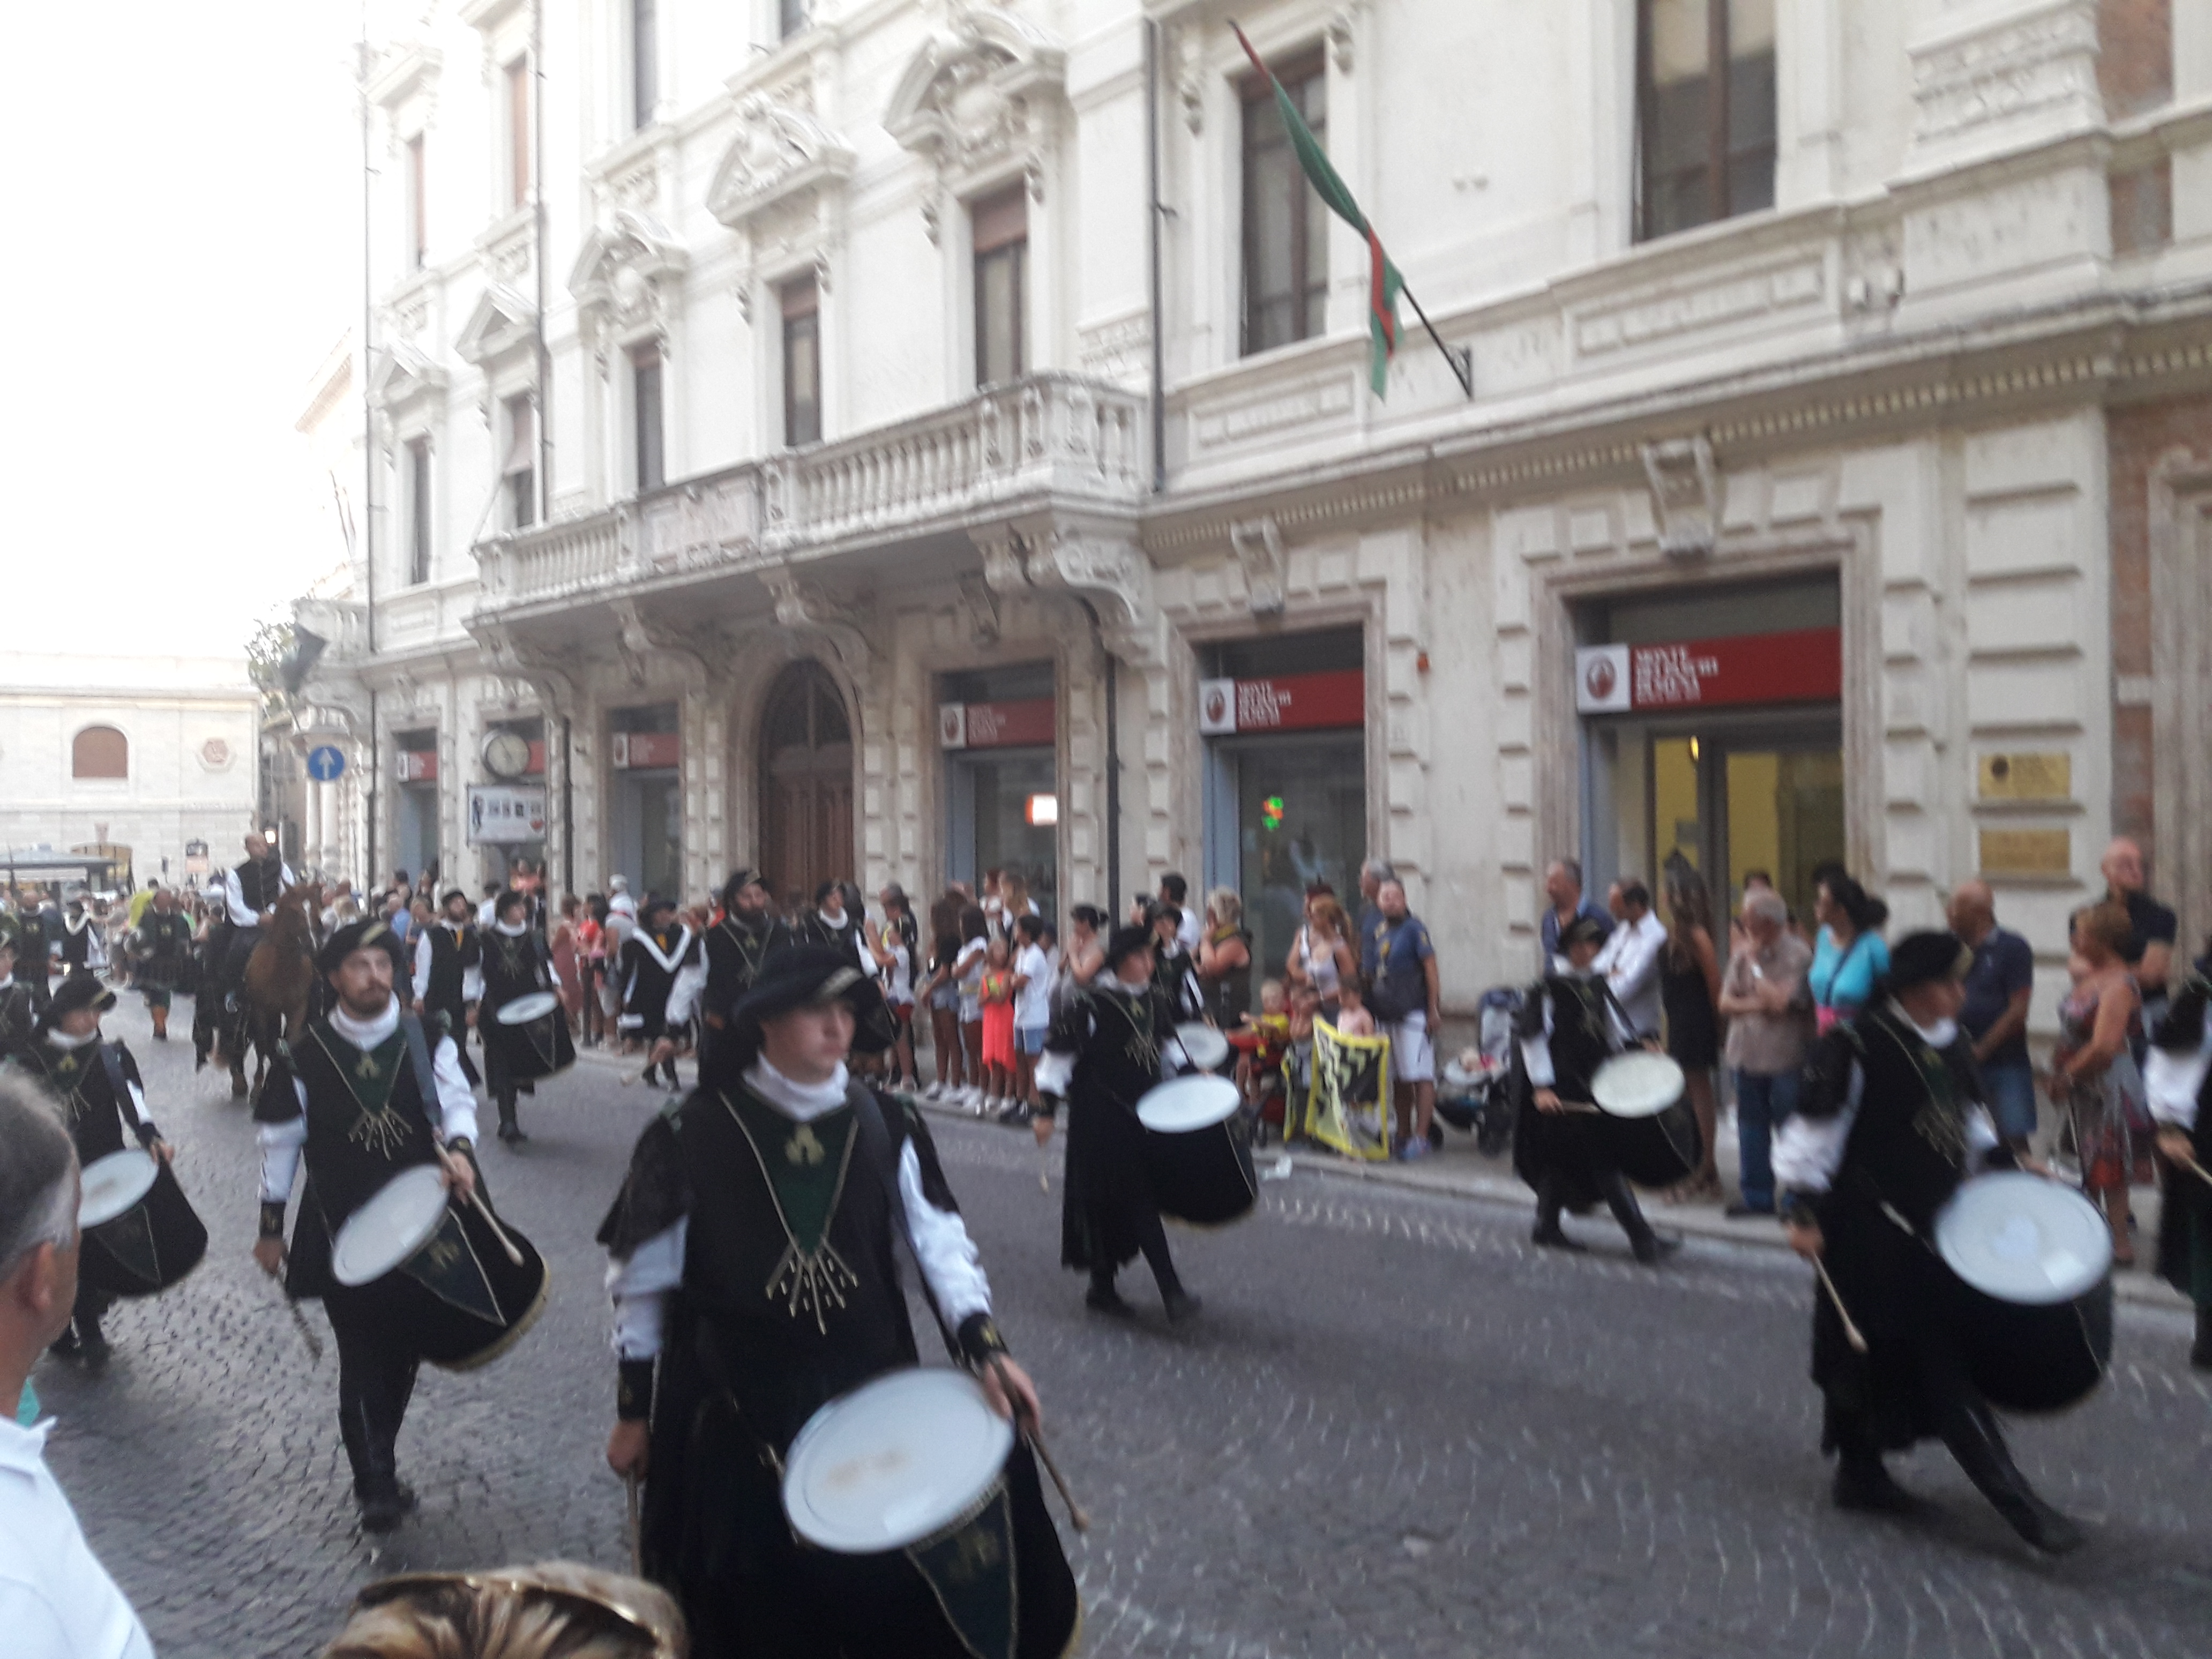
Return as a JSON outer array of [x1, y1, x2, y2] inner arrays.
[[940, 663, 1057, 918], [1629, 717, 1843, 923], [610, 703, 682, 902], [760, 661, 853, 911]]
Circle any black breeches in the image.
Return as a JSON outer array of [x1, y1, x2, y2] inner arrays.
[[72, 1281, 113, 1334], [220, 928, 261, 1003], [327, 1296, 420, 1492], [1093, 1206, 1182, 1298]]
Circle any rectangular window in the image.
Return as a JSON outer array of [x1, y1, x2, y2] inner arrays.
[[632, 0, 656, 130], [503, 395, 536, 529], [780, 0, 808, 40], [782, 277, 821, 448], [406, 437, 432, 585], [505, 58, 531, 210], [972, 186, 1027, 388], [406, 134, 428, 270], [632, 348, 664, 492], [1636, 0, 1776, 243], [1240, 51, 1328, 357]]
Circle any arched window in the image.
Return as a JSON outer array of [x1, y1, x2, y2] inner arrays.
[[72, 726, 128, 780]]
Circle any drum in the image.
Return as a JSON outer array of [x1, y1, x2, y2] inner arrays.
[[491, 990, 575, 1084], [1934, 1171, 2114, 1413], [1172, 1022, 1231, 1074], [1586, 1051, 1700, 1189], [1137, 1074, 1256, 1226], [330, 1164, 550, 1371], [77, 1148, 207, 1298], [782, 1367, 1079, 1659]]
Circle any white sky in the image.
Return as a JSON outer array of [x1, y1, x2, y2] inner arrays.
[[0, 3, 365, 659]]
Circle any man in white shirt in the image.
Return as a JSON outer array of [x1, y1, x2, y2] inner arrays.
[[1161, 873, 1203, 958], [0, 1072, 157, 1657], [1010, 914, 1055, 1121], [1602, 880, 1670, 1038]]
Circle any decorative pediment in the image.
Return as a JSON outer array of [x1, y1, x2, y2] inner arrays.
[[886, 6, 1065, 199], [367, 41, 441, 116], [454, 284, 537, 369], [569, 208, 689, 333], [708, 93, 855, 230], [369, 339, 450, 417]]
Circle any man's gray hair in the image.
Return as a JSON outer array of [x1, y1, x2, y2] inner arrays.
[[1361, 858, 1396, 885], [1744, 889, 1789, 926], [0, 1074, 76, 1273]]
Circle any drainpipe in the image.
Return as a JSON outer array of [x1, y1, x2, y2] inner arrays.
[[1076, 597, 1122, 915], [1145, 17, 1167, 495], [561, 713, 574, 893], [360, 17, 380, 893]]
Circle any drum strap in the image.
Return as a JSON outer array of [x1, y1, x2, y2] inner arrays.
[[851, 1089, 960, 1364], [97, 1044, 148, 1143], [397, 1014, 442, 1116]]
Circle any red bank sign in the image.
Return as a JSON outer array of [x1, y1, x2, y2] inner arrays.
[[939, 698, 1056, 751], [1197, 670, 1365, 735], [610, 731, 682, 770], [1575, 627, 1840, 714]]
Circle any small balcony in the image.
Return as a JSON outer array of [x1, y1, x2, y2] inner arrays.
[[473, 372, 1146, 618]]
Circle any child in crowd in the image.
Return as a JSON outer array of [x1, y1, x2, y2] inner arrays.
[[1235, 978, 1294, 1136], [1010, 914, 1053, 1125], [1333, 976, 1376, 1037], [1283, 982, 1322, 1144], [978, 936, 1019, 1115]]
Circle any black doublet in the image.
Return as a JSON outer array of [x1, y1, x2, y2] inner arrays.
[[234, 857, 282, 915], [8, 1037, 156, 1166], [1045, 980, 1174, 1273], [703, 916, 790, 1025], [137, 911, 193, 987], [420, 922, 480, 1019], [479, 926, 550, 1017], [621, 928, 698, 1040]]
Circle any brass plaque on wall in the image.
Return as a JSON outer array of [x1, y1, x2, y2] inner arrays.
[[1979, 827, 2072, 876], [1978, 752, 2071, 801]]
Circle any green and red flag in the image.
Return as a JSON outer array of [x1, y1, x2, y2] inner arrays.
[[1232, 20, 1403, 397]]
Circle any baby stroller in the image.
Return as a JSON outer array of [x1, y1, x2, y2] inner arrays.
[[1436, 986, 1523, 1157]]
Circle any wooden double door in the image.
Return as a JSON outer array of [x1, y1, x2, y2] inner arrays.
[[759, 661, 854, 911]]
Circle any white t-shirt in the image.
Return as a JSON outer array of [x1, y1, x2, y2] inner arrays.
[[1015, 943, 1053, 1029], [0, 1416, 155, 1658], [955, 938, 988, 1018], [883, 938, 914, 1006]]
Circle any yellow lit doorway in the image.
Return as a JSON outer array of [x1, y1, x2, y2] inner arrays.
[[1648, 723, 1843, 924]]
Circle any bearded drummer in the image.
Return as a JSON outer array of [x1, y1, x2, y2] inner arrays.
[[600, 944, 1072, 1658], [1773, 929, 2080, 1552], [1033, 922, 1201, 1321], [250, 918, 482, 1533], [2, 971, 175, 1371], [1513, 914, 1677, 1264]]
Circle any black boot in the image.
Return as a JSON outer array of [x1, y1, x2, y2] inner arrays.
[[497, 1095, 526, 1146], [1085, 1273, 1136, 1318], [2192, 1308, 2212, 1372], [1599, 1171, 1677, 1265], [1531, 1179, 1583, 1251], [1942, 1398, 2082, 1554], [1832, 1448, 1925, 1515]]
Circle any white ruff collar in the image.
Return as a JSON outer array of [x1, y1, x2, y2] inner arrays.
[[744, 1056, 850, 1122]]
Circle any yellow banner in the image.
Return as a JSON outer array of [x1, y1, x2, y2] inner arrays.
[[1304, 1019, 1392, 1162]]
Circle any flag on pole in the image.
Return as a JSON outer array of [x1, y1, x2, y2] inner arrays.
[[1231, 21, 1403, 397]]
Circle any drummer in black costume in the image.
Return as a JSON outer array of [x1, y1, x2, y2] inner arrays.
[[1035, 923, 1201, 1320], [599, 944, 1075, 1658], [0, 933, 37, 1060], [411, 889, 483, 1085], [132, 885, 195, 1043], [480, 888, 556, 1146], [3, 972, 176, 1369], [2148, 941, 2212, 1369], [1774, 930, 2081, 1552], [250, 919, 483, 1532], [621, 896, 701, 1091], [1513, 914, 1678, 1264], [659, 868, 789, 1080]]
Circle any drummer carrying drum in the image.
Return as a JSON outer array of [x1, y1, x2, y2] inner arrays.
[[4, 970, 180, 1370], [1773, 930, 2083, 1553], [599, 944, 1076, 1658], [480, 887, 568, 1146], [1513, 915, 1680, 1265], [250, 919, 487, 1533]]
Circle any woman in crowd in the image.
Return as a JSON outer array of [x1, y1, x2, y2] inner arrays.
[[586, 893, 616, 1048], [1287, 889, 1356, 1027], [1809, 868, 1890, 1032], [1660, 868, 1725, 1202], [1196, 888, 1254, 1028], [869, 886, 920, 1093], [2050, 900, 2152, 1264], [922, 891, 969, 1102], [1058, 904, 1107, 1006], [978, 933, 1020, 1115], [955, 903, 991, 1109], [551, 893, 585, 1032]]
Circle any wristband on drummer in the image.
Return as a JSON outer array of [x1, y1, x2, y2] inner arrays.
[[258, 1200, 288, 1239], [1779, 1191, 1821, 1229], [134, 1119, 163, 1150], [617, 1358, 656, 1421], [957, 1313, 1012, 1368]]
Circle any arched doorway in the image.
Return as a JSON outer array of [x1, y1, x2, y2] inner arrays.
[[758, 660, 854, 911]]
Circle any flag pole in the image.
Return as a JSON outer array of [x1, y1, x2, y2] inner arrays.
[[1399, 282, 1473, 400]]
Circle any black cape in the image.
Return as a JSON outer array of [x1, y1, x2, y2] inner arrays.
[[1510, 972, 1631, 1208], [1044, 980, 1173, 1272]]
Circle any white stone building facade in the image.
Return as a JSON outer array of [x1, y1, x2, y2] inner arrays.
[[0, 654, 260, 891], [294, 0, 2212, 1021]]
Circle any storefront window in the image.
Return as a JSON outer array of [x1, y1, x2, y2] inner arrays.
[[610, 703, 682, 902], [394, 728, 440, 886], [941, 663, 1056, 919]]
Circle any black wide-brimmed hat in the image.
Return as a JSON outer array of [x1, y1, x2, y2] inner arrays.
[[440, 888, 468, 907], [1104, 923, 1155, 973], [1885, 930, 1972, 993], [719, 867, 765, 909], [317, 918, 409, 978], [724, 944, 891, 1066], [39, 969, 115, 1031], [1560, 913, 1609, 950]]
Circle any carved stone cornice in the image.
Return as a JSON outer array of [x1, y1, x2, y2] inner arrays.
[[1228, 517, 1286, 616], [369, 339, 451, 424], [707, 92, 855, 231], [570, 208, 688, 366], [454, 283, 537, 370], [1004, 522, 1156, 665], [760, 567, 873, 681], [886, 5, 1066, 230], [1640, 435, 1722, 560], [1907, 0, 2102, 166]]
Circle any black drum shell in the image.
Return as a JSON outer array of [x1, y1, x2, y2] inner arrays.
[[1955, 1274, 2113, 1414], [1142, 1118, 1258, 1227], [490, 1000, 576, 1085], [1582, 1101, 1702, 1189], [80, 1161, 208, 1298], [329, 1192, 549, 1371]]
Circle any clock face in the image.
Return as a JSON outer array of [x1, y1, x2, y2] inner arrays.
[[483, 730, 531, 779]]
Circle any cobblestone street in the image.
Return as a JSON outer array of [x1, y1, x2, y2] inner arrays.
[[42, 997, 2212, 1657]]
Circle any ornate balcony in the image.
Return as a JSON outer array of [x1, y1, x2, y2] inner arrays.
[[473, 372, 1146, 619]]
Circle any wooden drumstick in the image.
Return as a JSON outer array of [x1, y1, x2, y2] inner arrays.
[[283, 1294, 324, 1364], [625, 1471, 644, 1577], [1812, 1257, 1870, 1354], [2177, 1152, 2212, 1192], [468, 1190, 527, 1267], [988, 1357, 1088, 1534]]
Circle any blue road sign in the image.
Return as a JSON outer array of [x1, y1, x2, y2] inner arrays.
[[306, 745, 347, 782]]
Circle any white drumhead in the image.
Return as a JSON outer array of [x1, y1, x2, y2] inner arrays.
[[1590, 1052, 1686, 1119], [331, 1165, 451, 1288], [497, 991, 560, 1025], [782, 1368, 1013, 1553], [79, 1149, 159, 1229], [1137, 1074, 1243, 1134], [1935, 1171, 2111, 1305], [1174, 1022, 1231, 1072]]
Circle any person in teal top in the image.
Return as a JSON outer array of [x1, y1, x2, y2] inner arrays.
[[1809, 869, 1890, 1029]]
